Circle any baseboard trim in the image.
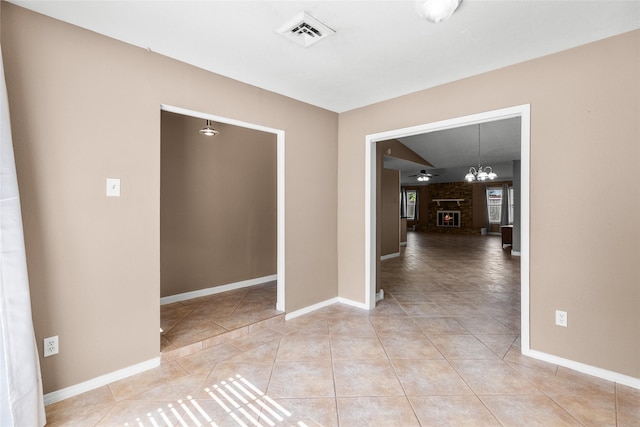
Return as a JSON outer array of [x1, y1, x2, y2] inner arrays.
[[380, 252, 400, 261], [511, 250, 521, 256], [284, 296, 371, 320], [44, 357, 160, 406], [337, 297, 370, 310], [285, 297, 339, 320], [400, 241, 407, 247], [161, 275, 277, 305], [524, 348, 640, 390]]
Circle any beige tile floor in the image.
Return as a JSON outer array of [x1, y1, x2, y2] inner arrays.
[[45, 232, 640, 426], [160, 281, 284, 361]]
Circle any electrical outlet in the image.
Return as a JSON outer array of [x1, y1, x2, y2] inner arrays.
[[44, 336, 59, 357], [555, 310, 568, 327]]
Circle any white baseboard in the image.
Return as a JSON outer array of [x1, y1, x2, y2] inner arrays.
[[524, 348, 640, 390], [44, 357, 160, 406], [375, 289, 385, 302], [511, 250, 521, 256], [400, 241, 407, 247], [284, 296, 371, 320], [161, 274, 277, 305], [285, 297, 339, 320], [337, 297, 370, 310], [380, 252, 400, 261]]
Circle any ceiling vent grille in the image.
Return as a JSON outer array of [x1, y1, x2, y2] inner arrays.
[[277, 12, 335, 47]]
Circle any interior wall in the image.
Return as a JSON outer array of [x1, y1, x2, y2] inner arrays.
[[2, 3, 338, 394], [380, 168, 400, 257], [161, 112, 276, 298], [338, 30, 640, 379]]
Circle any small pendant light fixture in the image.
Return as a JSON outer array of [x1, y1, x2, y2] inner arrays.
[[199, 120, 220, 137], [465, 124, 497, 182]]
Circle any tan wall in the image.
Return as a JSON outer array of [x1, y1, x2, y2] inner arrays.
[[338, 30, 640, 378], [161, 112, 276, 297], [2, 3, 338, 393], [380, 168, 400, 256]]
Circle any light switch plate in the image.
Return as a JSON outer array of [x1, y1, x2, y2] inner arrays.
[[106, 178, 121, 197]]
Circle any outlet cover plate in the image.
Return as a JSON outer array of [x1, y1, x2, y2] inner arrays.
[[44, 335, 59, 357], [555, 310, 568, 327]]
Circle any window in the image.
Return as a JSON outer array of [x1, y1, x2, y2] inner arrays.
[[406, 190, 417, 220], [486, 187, 514, 224], [486, 188, 503, 224]]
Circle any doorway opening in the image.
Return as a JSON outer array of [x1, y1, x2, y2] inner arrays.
[[365, 104, 531, 352], [159, 105, 285, 355]]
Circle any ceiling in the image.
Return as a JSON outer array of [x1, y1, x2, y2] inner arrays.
[[385, 116, 521, 185], [10, 1, 638, 183], [10, 1, 640, 114]]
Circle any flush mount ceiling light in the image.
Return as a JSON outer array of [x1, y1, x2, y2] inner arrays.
[[416, 0, 462, 23], [277, 12, 335, 47], [199, 120, 219, 137], [465, 124, 497, 182]]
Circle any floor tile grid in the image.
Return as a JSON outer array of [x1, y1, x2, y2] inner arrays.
[[380, 236, 620, 426], [160, 282, 282, 354], [340, 307, 507, 426], [379, 258, 567, 426], [205, 292, 616, 426], [44, 233, 640, 426]]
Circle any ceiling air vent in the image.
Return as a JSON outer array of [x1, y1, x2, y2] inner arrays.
[[277, 12, 335, 47]]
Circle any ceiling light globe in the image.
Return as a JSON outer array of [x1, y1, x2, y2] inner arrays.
[[464, 172, 475, 182], [488, 171, 497, 179], [416, 0, 461, 23], [477, 171, 488, 180]]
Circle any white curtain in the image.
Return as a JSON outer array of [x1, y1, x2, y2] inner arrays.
[[0, 46, 46, 427]]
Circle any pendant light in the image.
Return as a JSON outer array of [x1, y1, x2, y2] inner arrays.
[[199, 120, 220, 137]]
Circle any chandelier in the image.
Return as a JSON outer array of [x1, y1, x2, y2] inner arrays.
[[464, 124, 497, 182]]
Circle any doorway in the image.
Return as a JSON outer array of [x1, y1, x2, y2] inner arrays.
[[365, 104, 531, 352], [159, 105, 286, 353]]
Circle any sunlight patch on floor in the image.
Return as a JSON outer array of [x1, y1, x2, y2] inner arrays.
[[123, 374, 308, 427]]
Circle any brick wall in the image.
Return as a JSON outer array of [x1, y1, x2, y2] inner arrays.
[[425, 182, 477, 234]]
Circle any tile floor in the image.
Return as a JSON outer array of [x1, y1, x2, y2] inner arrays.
[[160, 281, 283, 362], [45, 232, 640, 426]]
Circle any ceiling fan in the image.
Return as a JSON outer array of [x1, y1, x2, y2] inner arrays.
[[408, 169, 438, 182]]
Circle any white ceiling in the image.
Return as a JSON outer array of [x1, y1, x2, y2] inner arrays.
[[10, 0, 640, 113], [11, 0, 639, 184]]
